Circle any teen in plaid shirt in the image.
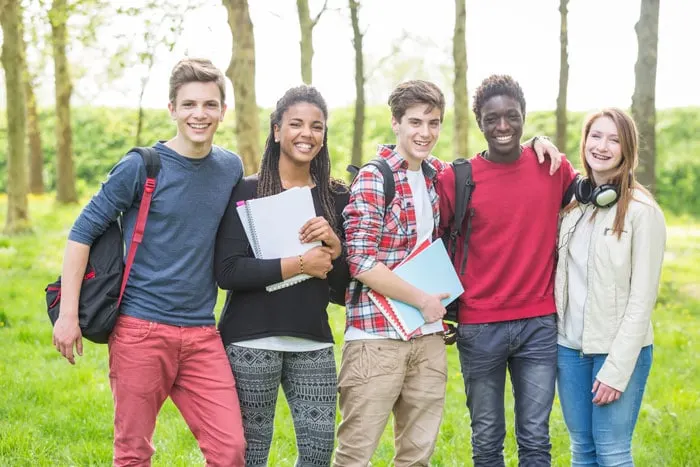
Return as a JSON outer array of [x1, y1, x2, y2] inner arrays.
[[334, 80, 451, 466], [342, 144, 447, 337]]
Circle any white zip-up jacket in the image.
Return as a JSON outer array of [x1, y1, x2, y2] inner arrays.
[[554, 188, 666, 391]]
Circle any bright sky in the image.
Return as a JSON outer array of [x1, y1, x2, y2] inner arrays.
[[73, 0, 700, 112]]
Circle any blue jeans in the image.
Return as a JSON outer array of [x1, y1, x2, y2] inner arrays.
[[456, 315, 558, 467], [557, 345, 653, 467]]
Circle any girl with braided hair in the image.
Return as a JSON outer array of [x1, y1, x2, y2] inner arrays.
[[214, 85, 349, 466]]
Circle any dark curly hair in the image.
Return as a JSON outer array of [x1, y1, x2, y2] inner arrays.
[[472, 74, 526, 128], [257, 85, 346, 229]]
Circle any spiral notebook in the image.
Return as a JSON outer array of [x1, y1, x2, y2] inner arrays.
[[368, 239, 463, 340], [236, 186, 321, 292]]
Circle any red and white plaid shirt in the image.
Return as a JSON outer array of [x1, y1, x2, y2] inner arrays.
[[342, 145, 448, 338]]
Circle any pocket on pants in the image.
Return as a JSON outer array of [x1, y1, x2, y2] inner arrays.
[[457, 323, 486, 342], [535, 314, 557, 329], [110, 316, 155, 345], [367, 342, 400, 375], [338, 341, 400, 388]]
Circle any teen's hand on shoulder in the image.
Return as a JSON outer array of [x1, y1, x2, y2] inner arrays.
[[592, 379, 621, 406], [300, 216, 342, 259], [302, 246, 334, 279], [418, 292, 450, 323], [53, 313, 83, 365], [533, 136, 563, 175]]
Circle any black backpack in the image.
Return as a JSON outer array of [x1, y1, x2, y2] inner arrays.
[[345, 158, 475, 319], [45, 147, 161, 344], [441, 158, 475, 323]]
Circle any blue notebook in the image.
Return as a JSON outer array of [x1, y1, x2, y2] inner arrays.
[[368, 239, 464, 340]]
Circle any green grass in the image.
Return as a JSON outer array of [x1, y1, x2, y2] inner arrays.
[[1, 195, 699, 466]]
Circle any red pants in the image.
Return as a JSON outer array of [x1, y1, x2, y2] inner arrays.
[[108, 315, 245, 466]]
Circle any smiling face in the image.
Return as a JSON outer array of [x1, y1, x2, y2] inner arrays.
[[478, 95, 524, 160], [274, 102, 326, 167], [584, 116, 623, 185], [168, 81, 226, 156], [392, 104, 442, 170]]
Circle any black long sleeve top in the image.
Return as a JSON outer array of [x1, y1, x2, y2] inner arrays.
[[215, 175, 350, 346]]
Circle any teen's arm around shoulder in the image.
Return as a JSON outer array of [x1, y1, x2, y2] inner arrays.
[[54, 152, 145, 364], [344, 166, 447, 322], [596, 200, 667, 391]]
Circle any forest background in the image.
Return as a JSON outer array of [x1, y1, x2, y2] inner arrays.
[[1, 0, 699, 465]]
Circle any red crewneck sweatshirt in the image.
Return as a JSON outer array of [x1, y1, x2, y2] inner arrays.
[[437, 147, 577, 324]]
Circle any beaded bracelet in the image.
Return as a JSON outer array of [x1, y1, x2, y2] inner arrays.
[[298, 255, 304, 274]]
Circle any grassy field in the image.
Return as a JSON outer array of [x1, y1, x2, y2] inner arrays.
[[1, 194, 699, 467]]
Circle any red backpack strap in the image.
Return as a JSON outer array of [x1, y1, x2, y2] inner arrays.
[[117, 147, 161, 307]]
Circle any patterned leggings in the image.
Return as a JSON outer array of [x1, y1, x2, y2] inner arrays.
[[225, 345, 337, 467]]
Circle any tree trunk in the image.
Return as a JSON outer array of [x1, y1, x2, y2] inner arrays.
[[223, 0, 260, 175], [297, 0, 313, 84], [50, 0, 77, 203], [452, 0, 468, 159], [631, 0, 660, 193], [349, 0, 365, 171], [20, 23, 44, 195], [556, 0, 569, 155], [136, 76, 148, 146], [1, 0, 31, 233]]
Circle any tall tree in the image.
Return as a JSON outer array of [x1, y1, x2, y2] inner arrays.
[[1, 0, 31, 233], [49, 0, 77, 203], [556, 0, 569, 154], [19, 14, 45, 194], [348, 0, 364, 170], [296, 0, 327, 84], [114, 2, 195, 146], [223, 0, 260, 174], [452, 0, 468, 159], [631, 0, 660, 193]]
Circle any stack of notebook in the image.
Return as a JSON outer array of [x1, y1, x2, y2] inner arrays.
[[237, 186, 320, 292], [368, 239, 464, 340]]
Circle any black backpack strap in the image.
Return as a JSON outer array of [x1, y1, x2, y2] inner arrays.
[[129, 147, 162, 180], [365, 159, 395, 211], [450, 158, 475, 276], [347, 158, 396, 305], [346, 164, 359, 181], [347, 159, 395, 211]]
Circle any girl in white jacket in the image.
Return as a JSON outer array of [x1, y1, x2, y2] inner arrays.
[[555, 108, 666, 466]]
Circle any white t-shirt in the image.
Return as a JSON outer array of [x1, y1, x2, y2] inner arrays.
[[406, 168, 434, 245], [559, 206, 595, 350], [234, 336, 333, 352]]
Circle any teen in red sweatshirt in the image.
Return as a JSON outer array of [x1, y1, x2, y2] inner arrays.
[[436, 74, 576, 467]]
